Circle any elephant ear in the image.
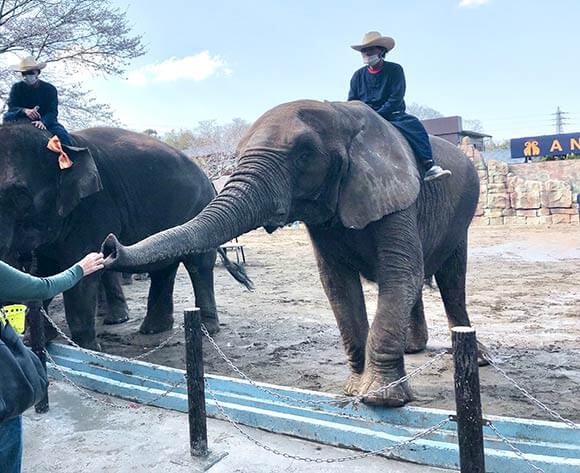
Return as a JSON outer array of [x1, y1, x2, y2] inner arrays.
[[334, 102, 421, 229], [56, 145, 103, 217]]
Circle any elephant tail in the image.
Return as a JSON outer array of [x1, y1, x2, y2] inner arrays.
[[217, 247, 255, 291]]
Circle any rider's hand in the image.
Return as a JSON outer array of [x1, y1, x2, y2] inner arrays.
[[31, 120, 46, 130], [77, 253, 105, 276], [23, 107, 40, 120]]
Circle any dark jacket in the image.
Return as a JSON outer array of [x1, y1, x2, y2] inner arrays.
[[348, 61, 406, 120], [4, 80, 60, 127]]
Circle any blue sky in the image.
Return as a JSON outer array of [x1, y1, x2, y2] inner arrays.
[[87, 0, 580, 140]]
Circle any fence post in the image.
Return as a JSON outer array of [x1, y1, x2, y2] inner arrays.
[[184, 308, 208, 457], [28, 301, 49, 413], [452, 326, 485, 473]]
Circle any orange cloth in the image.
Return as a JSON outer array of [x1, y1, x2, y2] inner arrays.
[[47, 136, 73, 169]]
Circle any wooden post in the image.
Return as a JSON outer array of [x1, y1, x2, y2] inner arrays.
[[452, 327, 485, 473], [28, 301, 49, 413], [184, 308, 208, 457]]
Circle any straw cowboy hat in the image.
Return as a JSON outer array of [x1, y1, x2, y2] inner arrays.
[[351, 31, 395, 52], [11, 56, 46, 72]]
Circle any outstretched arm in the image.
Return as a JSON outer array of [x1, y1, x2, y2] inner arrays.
[[0, 253, 104, 301]]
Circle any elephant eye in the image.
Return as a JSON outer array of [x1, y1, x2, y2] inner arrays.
[[296, 153, 309, 167]]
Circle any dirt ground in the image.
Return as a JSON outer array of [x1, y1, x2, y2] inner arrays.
[[49, 225, 580, 422]]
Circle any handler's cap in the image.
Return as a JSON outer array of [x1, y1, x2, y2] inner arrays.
[[351, 31, 395, 52], [11, 56, 47, 72]]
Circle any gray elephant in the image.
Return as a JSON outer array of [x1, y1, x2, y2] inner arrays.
[[0, 123, 250, 350], [104, 100, 479, 407]]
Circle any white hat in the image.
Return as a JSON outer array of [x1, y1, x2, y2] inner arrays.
[[11, 56, 46, 72], [351, 31, 395, 52]]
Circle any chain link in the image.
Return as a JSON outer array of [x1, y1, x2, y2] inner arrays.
[[201, 324, 448, 408], [46, 350, 187, 410], [484, 354, 579, 429], [487, 421, 546, 472], [205, 380, 450, 463], [42, 308, 180, 362]]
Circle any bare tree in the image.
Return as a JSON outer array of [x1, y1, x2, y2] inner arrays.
[[407, 102, 443, 120], [0, 0, 145, 127], [163, 118, 251, 179]]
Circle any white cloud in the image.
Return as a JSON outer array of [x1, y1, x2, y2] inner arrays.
[[126, 51, 230, 86], [459, 0, 489, 6]]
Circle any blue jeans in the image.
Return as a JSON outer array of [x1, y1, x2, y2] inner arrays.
[[0, 416, 23, 473], [388, 112, 434, 169], [47, 122, 72, 146]]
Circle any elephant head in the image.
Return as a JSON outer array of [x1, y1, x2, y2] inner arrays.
[[0, 124, 102, 259], [103, 100, 420, 269]]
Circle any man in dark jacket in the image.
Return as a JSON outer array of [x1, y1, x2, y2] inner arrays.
[[3, 56, 71, 145], [0, 252, 104, 473], [348, 31, 451, 182]]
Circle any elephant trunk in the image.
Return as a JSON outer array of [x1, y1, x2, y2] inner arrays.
[[103, 155, 290, 271]]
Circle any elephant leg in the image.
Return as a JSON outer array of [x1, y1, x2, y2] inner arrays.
[[27, 255, 59, 344], [310, 238, 369, 396], [62, 275, 100, 350], [405, 296, 428, 354], [359, 215, 424, 407], [139, 263, 179, 334], [183, 250, 219, 335], [101, 271, 130, 325], [435, 239, 489, 365]]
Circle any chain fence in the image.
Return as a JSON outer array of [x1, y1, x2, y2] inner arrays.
[[41, 310, 578, 468]]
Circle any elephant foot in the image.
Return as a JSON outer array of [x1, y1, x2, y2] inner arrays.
[[71, 333, 101, 351], [343, 372, 362, 396], [103, 312, 129, 325], [139, 315, 174, 334], [404, 332, 428, 354], [357, 363, 415, 407], [202, 313, 220, 336]]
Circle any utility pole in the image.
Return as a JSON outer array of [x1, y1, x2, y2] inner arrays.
[[552, 106, 569, 134]]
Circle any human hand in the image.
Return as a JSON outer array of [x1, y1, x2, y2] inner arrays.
[[32, 120, 46, 130], [77, 252, 105, 276], [24, 106, 40, 120]]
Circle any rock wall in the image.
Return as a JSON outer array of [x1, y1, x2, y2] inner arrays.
[[459, 138, 580, 226]]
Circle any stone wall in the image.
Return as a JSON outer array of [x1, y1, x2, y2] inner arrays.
[[459, 138, 580, 226]]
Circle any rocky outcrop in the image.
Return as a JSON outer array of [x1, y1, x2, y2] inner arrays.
[[459, 138, 579, 225]]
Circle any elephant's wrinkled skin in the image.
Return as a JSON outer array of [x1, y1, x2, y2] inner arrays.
[[104, 100, 479, 406], [0, 124, 228, 349]]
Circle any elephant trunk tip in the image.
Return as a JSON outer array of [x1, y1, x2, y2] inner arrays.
[[102, 233, 123, 269]]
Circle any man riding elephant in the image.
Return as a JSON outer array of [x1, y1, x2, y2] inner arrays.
[[3, 56, 72, 146], [348, 31, 451, 182]]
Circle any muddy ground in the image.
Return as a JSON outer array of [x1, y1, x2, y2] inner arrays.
[[49, 225, 580, 422]]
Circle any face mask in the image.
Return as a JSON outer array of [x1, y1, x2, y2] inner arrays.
[[363, 54, 381, 67], [22, 73, 39, 85]]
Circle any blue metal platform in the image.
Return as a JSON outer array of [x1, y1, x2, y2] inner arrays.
[[47, 343, 580, 472]]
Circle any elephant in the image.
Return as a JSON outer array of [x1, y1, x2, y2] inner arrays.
[[103, 99, 479, 407], [0, 123, 251, 350]]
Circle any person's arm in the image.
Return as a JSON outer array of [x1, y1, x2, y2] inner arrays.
[[347, 73, 359, 101], [3, 84, 25, 122], [376, 64, 406, 119], [0, 253, 104, 302], [0, 261, 83, 301], [41, 85, 59, 126]]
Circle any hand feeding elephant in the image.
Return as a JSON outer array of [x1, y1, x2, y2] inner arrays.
[[103, 100, 479, 407], [0, 123, 251, 350]]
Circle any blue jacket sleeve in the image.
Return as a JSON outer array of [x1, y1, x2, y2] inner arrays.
[[41, 86, 59, 126], [0, 261, 83, 301], [3, 84, 25, 122], [347, 73, 359, 101], [376, 65, 406, 119]]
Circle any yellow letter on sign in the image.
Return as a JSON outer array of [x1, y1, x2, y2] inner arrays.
[[550, 140, 563, 152], [571, 138, 580, 151]]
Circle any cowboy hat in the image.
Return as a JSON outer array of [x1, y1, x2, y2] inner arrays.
[[351, 31, 395, 52], [11, 56, 46, 72]]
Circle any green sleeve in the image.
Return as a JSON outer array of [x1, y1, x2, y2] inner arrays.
[[0, 261, 84, 301]]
